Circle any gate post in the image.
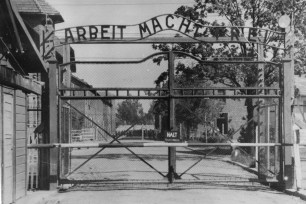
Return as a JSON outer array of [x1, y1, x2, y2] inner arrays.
[[39, 23, 58, 190], [48, 56, 59, 190], [167, 51, 177, 182], [282, 57, 295, 189]]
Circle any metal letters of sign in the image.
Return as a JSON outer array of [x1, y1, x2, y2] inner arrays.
[[40, 24, 55, 61], [56, 14, 285, 48]]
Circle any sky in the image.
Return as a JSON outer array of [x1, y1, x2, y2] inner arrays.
[[47, 0, 196, 112], [48, 0, 195, 62]]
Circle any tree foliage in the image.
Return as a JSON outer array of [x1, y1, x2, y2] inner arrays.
[[116, 100, 155, 126], [152, 0, 306, 146], [116, 99, 144, 125]]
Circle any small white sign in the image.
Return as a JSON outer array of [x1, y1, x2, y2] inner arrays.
[[165, 131, 180, 142]]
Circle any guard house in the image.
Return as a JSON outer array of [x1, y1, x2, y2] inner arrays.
[[0, 0, 65, 203]]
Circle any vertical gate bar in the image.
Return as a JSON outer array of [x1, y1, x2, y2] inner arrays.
[[66, 46, 72, 179], [58, 64, 62, 185], [168, 51, 176, 183], [274, 104, 278, 174], [278, 63, 284, 185], [267, 106, 270, 174], [25, 94, 28, 192], [258, 44, 265, 178]]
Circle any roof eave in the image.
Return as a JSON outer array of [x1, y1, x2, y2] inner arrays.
[[10, 1, 48, 73], [20, 12, 64, 24]]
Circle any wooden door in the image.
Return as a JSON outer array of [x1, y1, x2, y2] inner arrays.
[[3, 93, 14, 204]]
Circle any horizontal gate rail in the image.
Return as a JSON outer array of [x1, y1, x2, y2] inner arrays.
[[60, 59, 282, 66], [28, 142, 297, 149], [59, 95, 281, 100], [59, 87, 280, 99], [59, 178, 278, 185]]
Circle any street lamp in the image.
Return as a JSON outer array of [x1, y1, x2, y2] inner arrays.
[[278, 14, 291, 29]]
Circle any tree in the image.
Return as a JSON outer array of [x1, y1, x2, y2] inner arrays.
[[142, 102, 155, 125], [153, 0, 306, 151], [153, 59, 225, 140], [116, 99, 144, 125]]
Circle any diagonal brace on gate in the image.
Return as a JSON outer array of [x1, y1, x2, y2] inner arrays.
[[178, 147, 219, 178], [64, 102, 166, 178], [179, 101, 277, 176]]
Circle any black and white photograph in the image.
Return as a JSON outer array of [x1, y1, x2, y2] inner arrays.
[[0, 0, 306, 203]]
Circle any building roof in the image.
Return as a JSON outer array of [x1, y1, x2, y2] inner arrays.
[[294, 75, 306, 96], [71, 74, 93, 88], [12, 0, 64, 23], [116, 125, 155, 132]]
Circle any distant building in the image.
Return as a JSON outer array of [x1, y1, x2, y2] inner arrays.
[[294, 75, 306, 129], [70, 75, 115, 142]]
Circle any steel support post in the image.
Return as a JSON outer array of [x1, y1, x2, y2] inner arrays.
[[277, 63, 284, 186], [39, 57, 58, 190], [48, 57, 59, 189], [167, 51, 178, 182], [257, 44, 268, 179]]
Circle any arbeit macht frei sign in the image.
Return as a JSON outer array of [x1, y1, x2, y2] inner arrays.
[[56, 14, 285, 47]]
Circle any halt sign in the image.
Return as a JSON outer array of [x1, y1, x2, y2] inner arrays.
[[165, 131, 180, 142]]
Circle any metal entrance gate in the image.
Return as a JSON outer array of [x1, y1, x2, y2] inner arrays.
[[57, 50, 283, 188]]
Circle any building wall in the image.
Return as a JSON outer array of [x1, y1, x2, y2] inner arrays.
[[293, 95, 306, 129], [14, 90, 27, 200], [1, 86, 28, 204], [70, 77, 115, 141]]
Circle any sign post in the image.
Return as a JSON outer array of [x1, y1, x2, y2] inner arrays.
[[167, 51, 179, 182]]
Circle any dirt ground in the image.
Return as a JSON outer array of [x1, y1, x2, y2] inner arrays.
[[19, 186, 304, 204], [64, 141, 258, 182], [17, 141, 306, 204]]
